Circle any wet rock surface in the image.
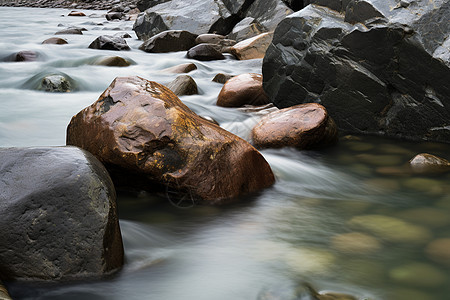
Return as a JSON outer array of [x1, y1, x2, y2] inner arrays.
[[263, 1, 450, 143], [166, 75, 198, 96], [251, 103, 338, 149], [0, 146, 124, 280], [42, 37, 68, 44], [186, 44, 225, 61], [67, 76, 275, 204], [230, 31, 273, 60], [217, 73, 270, 107], [88, 35, 131, 51], [139, 30, 198, 53]]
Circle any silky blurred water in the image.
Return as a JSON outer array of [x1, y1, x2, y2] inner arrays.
[[1, 7, 450, 300]]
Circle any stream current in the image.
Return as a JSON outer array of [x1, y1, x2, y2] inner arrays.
[[1, 7, 450, 300]]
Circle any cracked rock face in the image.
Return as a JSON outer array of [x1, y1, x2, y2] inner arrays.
[[263, 1, 450, 143], [0, 147, 124, 281], [67, 76, 275, 204]]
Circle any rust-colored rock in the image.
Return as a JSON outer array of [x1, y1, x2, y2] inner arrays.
[[251, 103, 338, 150], [68, 11, 86, 17], [409, 153, 450, 174], [67, 76, 275, 204], [42, 37, 68, 45], [216, 73, 270, 107], [230, 32, 273, 60]]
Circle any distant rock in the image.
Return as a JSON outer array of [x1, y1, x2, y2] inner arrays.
[[68, 11, 86, 17], [139, 30, 198, 53], [67, 76, 275, 204], [0, 147, 123, 280], [42, 37, 68, 45], [212, 73, 235, 84], [186, 44, 225, 61], [161, 63, 197, 74], [166, 74, 198, 96], [246, 0, 293, 32], [88, 35, 131, 51], [263, 1, 450, 143], [133, 0, 293, 40], [55, 28, 83, 35], [230, 31, 273, 60], [3, 50, 40, 62], [90, 56, 132, 67], [228, 17, 266, 42], [217, 73, 270, 107]]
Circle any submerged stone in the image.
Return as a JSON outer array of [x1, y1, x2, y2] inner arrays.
[[389, 262, 447, 288], [425, 238, 450, 266], [348, 214, 432, 244], [330, 232, 382, 255]]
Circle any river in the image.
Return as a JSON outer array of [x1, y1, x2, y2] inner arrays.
[[1, 6, 450, 300]]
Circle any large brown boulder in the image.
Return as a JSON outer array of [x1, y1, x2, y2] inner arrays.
[[251, 103, 338, 149], [216, 73, 271, 107], [67, 76, 275, 204]]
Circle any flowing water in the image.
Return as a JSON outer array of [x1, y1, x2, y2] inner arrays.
[[1, 7, 450, 300]]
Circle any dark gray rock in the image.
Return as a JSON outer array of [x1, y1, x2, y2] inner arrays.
[[42, 37, 68, 45], [263, 1, 450, 143], [186, 44, 226, 61], [136, 0, 171, 12], [88, 35, 131, 51], [166, 75, 198, 96], [0, 146, 124, 281], [282, 0, 307, 11], [106, 12, 125, 20], [139, 30, 198, 53], [132, 0, 252, 40], [55, 28, 83, 35], [228, 17, 267, 42], [246, 0, 293, 32], [3, 50, 40, 62]]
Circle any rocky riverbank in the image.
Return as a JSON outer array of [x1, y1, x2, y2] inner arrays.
[[0, 0, 137, 10]]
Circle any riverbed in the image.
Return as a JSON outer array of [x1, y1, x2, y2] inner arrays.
[[1, 7, 450, 300]]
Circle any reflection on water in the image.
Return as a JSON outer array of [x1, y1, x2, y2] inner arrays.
[[1, 7, 450, 300]]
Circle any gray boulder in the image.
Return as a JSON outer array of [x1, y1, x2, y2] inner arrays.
[[139, 30, 198, 53], [136, 0, 171, 12], [133, 0, 255, 40], [246, 0, 293, 32], [88, 35, 131, 51], [263, 1, 450, 143], [228, 17, 266, 42], [0, 146, 124, 281]]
